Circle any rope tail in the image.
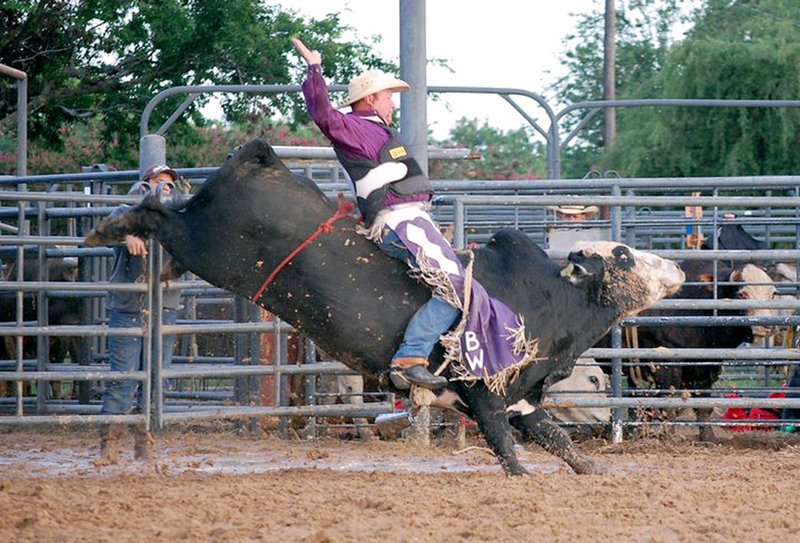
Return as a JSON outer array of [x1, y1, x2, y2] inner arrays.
[[251, 196, 355, 304]]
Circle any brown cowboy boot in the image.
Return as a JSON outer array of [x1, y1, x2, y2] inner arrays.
[[390, 357, 448, 390], [132, 424, 155, 461], [98, 424, 124, 465]]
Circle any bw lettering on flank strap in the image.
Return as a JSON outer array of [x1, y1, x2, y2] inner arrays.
[[388, 215, 540, 395]]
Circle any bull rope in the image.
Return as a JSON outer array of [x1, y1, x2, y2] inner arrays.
[[251, 197, 356, 304]]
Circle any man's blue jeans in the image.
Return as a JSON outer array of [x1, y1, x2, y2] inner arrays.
[[377, 228, 460, 361], [101, 309, 177, 415]]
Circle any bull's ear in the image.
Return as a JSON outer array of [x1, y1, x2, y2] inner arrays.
[[560, 261, 593, 284]]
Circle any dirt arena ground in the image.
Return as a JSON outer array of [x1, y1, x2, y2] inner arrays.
[[1, 423, 798, 543]]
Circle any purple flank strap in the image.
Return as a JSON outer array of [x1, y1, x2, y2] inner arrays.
[[391, 217, 533, 382]]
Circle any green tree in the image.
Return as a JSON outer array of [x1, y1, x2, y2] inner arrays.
[[0, 0, 393, 172], [552, 0, 691, 177], [431, 118, 547, 180], [604, 0, 800, 176]]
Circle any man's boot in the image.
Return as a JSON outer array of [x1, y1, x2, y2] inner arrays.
[[390, 357, 448, 390], [133, 424, 155, 461], [98, 424, 124, 465]]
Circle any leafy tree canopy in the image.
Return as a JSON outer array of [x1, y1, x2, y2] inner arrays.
[[552, 0, 690, 178], [430, 118, 546, 180], [0, 0, 393, 168], [555, 0, 800, 177], [605, 0, 800, 176], [2, 1, 551, 181]]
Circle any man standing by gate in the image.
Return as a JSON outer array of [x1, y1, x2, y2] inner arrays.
[[98, 164, 182, 464]]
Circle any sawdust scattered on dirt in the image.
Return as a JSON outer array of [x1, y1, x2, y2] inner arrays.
[[1, 425, 798, 542]]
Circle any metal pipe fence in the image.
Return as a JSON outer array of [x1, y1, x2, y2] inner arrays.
[[444, 182, 800, 440], [2, 166, 800, 439]]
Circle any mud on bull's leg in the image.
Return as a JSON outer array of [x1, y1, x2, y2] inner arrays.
[[696, 407, 716, 442], [468, 388, 528, 475], [84, 216, 129, 247], [84, 207, 151, 247], [511, 409, 598, 475]]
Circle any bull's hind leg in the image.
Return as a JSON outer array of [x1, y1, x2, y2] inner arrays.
[[467, 388, 528, 475], [511, 408, 598, 475]]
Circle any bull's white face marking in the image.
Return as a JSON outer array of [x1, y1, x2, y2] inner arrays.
[[733, 264, 775, 300], [570, 241, 685, 317], [544, 362, 611, 424], [774, 262, 796, 282], [405, 223, 461, 276], [505, 399, 537, 416], [732, 263, 778, 339]]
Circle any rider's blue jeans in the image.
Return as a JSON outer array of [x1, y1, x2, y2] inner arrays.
[[377, 228, 460, 362]]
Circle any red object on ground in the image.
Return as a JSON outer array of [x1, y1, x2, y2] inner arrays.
[[722, 392, 786, 432]]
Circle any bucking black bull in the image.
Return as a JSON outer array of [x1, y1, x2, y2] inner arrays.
[[85, 139, 684, 475]]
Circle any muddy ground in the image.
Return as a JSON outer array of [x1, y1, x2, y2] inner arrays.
[[1, 423, 798, 542]]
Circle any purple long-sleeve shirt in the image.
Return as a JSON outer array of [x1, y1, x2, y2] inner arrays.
[[301, 64, 430, 208], [301, 64, 390, 161]]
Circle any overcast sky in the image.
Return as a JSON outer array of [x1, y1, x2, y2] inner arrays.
[[272, 0, 600, 139]]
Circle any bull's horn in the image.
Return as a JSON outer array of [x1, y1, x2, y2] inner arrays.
[[560, 261, 592, 284]]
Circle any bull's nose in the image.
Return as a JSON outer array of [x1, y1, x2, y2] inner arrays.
[[664, 261, 685, 295]]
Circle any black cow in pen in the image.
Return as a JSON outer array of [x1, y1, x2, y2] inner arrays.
[[597, 256, 775, 441]]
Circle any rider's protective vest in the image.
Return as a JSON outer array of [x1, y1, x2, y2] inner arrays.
[[334, 122, 433, 226]]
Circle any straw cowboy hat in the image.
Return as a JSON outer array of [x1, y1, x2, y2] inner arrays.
[[337, 70, 411, 108], [549, 204, 599, 216]]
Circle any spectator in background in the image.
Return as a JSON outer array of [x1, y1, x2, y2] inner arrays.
[[551, 204, 599, 222], [98, 164, 183, 464], [547, 205, 608, 254]]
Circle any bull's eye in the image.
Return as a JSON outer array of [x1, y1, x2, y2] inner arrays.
[[612, 245, 635, 269], [589, 375, 600, 387]]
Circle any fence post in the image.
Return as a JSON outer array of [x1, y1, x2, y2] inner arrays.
[[139, 134, 166, 173], [611, 183, 622, 242], [611, 325, 624, 444], [151, 243, 164, 429]]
